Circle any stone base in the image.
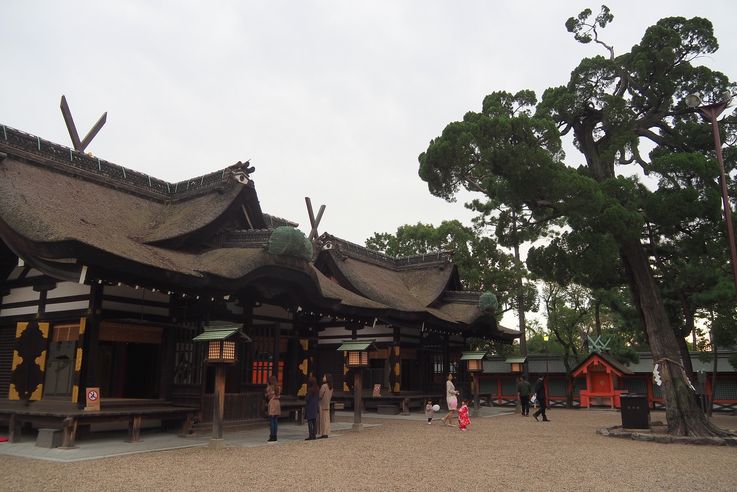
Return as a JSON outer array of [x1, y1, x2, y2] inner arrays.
[[208, 438, 226, 449], [598, 424, 737, 446], [35, 428, 62, 448]]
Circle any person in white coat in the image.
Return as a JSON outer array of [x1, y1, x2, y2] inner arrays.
[[440, 373, 459, 426]]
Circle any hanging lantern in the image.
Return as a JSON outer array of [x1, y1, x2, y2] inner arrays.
[[193, 322, 251, 364], [461, 351, 486, 373], [505, 356, 527, 374], [338, 339, 376, 368]]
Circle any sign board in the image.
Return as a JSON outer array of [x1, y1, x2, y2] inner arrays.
[[85, 387, 101, 411], [372, 384, 382, 397]]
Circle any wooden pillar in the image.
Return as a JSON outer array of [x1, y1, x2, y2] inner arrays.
[[296, 337, 311, 396], [391, 327, 401, 394], [159, 326, 176, 400], [343, 358, 351, 392], [473, 372, 480, 417], [81, 283, 103, 396], [442, 334, 450, 377], [353, 369, 363, 431], [211, 364, 226, 445], [286, 336, 299, 395], [8, 414, 21, 443], [127, 415, 143, 443], [272, 324, 281, 380]]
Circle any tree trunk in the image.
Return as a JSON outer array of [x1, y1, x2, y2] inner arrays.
[[710, 329, 717, 417], [676, 329, 695, 382], [619, 236, 730, 437], [678, 295, 696, 379], [512, 210, 528, 366], [562, 354, 573, 408], [593, 299, 602, 339]]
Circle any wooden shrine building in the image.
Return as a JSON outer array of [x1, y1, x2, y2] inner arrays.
[[0, 124, 518, 439], [570, 352, 633, 409]]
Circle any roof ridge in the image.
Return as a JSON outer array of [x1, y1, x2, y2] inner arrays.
[[0, 124, 253, 202], [320, 233, 453, 270]]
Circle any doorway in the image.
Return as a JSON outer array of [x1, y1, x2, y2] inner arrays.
[[96, 322, 163, 399]]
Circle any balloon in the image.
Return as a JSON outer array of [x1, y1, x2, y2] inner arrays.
[[432, 404, 440, 412]]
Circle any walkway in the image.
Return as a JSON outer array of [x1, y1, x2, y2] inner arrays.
[[0, 407, 512, 463]]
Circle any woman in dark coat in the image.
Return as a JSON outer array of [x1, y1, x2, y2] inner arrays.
[[532, 377, 550, 422], [304, 376, 320, 440]]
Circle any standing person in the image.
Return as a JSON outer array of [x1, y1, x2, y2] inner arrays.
[[440, 373, 459, 427], [304, 376, 319, 440], [265, 375, 281, 442], [318, 373, 333, 439], [532, 377, 550, 422], [517, 375, 532, 417], [457, 400, 471, 431], [425, 399, 435, 424]]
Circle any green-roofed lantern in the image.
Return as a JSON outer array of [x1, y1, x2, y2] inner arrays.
[[462, 350, 487, 417], [193, 322, 251, 364], [461, 350, 486, 373], [193, 322, 251, 447], [337, 339, 376, 432], [267, 226, 313, 260], [504, 356, 527, 373], [337, 340, 376, 368], [479, 292, 498, 313]]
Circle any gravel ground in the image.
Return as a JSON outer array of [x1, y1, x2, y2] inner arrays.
[[2, 409, 736, 491]]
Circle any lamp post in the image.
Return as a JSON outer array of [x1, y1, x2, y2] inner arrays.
[[193, 322, 251, 449], [337, 339, 375, 431], [461, 351, 486, 417], [505, 356, 527, 414], [686, 93, 737, 302]]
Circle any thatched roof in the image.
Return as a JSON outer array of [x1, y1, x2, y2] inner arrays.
[[316, 235, 519, 339], [0, 124, 518, 340]]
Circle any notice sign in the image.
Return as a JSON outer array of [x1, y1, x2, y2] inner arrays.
[[85, 387, 101, 411]]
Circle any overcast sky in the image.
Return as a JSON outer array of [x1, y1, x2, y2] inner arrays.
[[3, 1, 736, 248]]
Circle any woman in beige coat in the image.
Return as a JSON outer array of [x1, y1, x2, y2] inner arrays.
[[318, 374, 333, 438], [265, 375, 281, 442]]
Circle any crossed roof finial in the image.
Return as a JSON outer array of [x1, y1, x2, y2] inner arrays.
[[60, 95, 107, 152]]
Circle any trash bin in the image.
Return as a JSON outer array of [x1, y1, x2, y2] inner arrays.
[[620, 394, 650, 429]]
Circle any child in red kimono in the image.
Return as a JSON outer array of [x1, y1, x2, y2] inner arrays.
[[458, 400, 471, 431]]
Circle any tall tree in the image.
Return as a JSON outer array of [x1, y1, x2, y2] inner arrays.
[[418, 8, 734, 436], [468, 197, 551, 361], [542, 282, 588, 408]]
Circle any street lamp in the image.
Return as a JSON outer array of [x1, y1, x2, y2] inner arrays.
[[337, 339, 376, 431], [461, 350, 486, 417], [193, 322, 251, 448], [686, 92, 737, 301]]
